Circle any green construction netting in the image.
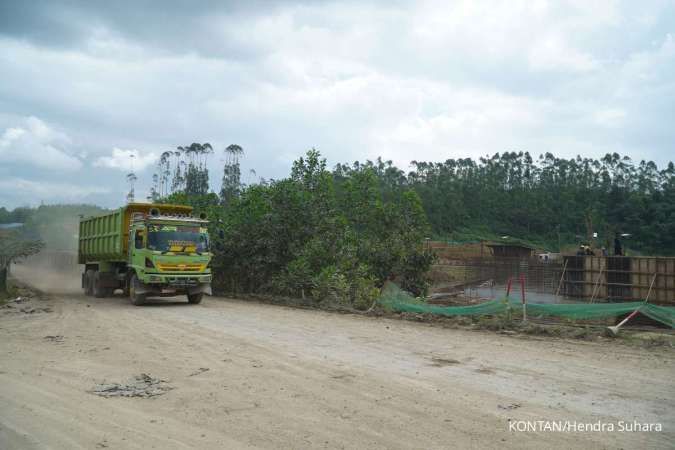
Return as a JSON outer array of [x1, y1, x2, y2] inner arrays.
[[379, 283, 675, 328]]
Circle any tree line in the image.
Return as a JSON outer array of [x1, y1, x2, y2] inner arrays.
[[145, 142, 248, 202], [2, 148, 673, 300], [423, 152, 674, 254], [334, 152, 675, 255]]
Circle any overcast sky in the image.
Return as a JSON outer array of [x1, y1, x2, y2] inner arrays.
[[1, 0, 674, 208]]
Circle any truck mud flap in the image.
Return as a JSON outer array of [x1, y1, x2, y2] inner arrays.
[[98, 272, 120, 288]]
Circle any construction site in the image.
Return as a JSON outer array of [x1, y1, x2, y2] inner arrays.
[[428, 240, 675, 303]]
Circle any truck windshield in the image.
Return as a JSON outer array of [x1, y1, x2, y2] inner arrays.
[[147, 224, 209, 253]]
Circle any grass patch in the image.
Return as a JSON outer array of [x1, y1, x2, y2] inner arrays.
[[0, 282, 19, 302], [217, 291, 674, 348], [619, 332, 675, 348]]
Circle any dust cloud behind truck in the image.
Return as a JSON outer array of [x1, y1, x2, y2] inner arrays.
[[78, 203, 212, 305]]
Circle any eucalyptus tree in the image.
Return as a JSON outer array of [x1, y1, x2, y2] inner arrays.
[[126, 172, 137, 203], [177, 143, 212, 196], [220, 144, 244, 205], [156, 151, 173, 197]]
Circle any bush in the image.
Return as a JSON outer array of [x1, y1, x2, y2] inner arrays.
[[311, 265, 349, 304], [352, 275, 380, 310], [211, 150, 434, 300]]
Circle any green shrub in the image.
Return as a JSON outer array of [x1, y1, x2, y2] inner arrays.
[[352, 275, 380, 310], [211, 150, 434, 299], [312, 265, 349, 303]]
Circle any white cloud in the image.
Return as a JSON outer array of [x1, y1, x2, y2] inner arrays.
[[93, 147, 157, 172], [368, 84, 547, 165], [0, 177, 110, 203], [528, 35, 599, 72], [0, 116, 82, 170], [593, 108, 627, 127], [616, 33, 675, 95]]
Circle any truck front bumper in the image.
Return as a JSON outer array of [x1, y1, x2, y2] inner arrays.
[[138, 273, 212, 296]]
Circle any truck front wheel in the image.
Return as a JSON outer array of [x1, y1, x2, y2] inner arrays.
[[129, 274, 146, 306], [187, 292, 203, 304]]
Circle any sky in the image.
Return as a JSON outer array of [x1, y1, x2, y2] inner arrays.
[[1, 0, 674, 209]]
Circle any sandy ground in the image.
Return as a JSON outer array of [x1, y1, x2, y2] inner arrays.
[[1, 268, 674, 449]]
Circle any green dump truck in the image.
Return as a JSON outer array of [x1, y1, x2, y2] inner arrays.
[[78, 203, 212, 305]]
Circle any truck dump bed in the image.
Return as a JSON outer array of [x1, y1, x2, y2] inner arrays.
[[78, 203, 193, 264]]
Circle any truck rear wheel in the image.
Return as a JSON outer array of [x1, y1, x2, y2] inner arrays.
[[84, 270, 95, 296], [129, 273, 146, 306], [93, 271, 112, 298], [187, 292, 203, 304]]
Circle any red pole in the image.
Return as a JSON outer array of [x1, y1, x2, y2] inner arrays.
[[520, 273, 527, 321], [506, 277, 513, 298], [614, 308, 641, 329]]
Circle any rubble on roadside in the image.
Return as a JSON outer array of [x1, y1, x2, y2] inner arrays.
[[90, 374, 172, 398], [1, 294, 52, 314]]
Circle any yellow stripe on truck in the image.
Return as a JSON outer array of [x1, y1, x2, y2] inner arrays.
[[156, 263, 206, 272]]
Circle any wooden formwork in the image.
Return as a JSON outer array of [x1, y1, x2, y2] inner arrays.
[[431, 257, 563, 293], [429, 241, 486, 262], [630, 257, 675, 304], [561, 255, 675, 305]]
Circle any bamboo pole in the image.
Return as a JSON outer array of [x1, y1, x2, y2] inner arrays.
[[589, 261, 605, 304], [607, 274, 658, 335], [644, 273, 657, 303], [555, 259, 568, 297]]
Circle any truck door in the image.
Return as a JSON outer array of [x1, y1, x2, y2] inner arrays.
[[129, 228, 144, 263], [134, 229, 145, 250]]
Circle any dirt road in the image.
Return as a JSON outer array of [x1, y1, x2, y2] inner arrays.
[[1, 287, 673, 449]]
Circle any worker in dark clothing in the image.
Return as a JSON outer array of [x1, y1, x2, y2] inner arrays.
[[614, 236, 623, 256]]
